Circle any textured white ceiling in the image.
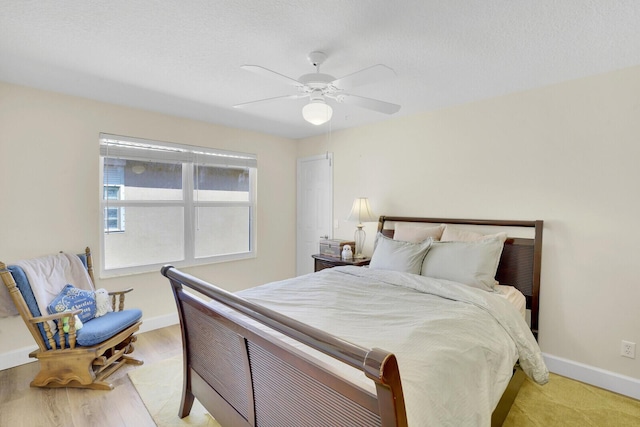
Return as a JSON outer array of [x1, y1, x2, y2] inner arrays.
[[1, 1, 639, 139]]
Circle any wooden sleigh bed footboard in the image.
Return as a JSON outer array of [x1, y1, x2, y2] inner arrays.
[[162, 265, 408, 427]]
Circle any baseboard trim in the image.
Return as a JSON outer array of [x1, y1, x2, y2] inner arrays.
[[0, 313, 179, 371], [138, 312, 179, 334], [543, 353, 640, 400], [0, 345, 38, 371]]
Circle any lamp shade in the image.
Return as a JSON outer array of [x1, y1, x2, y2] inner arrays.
[[302, 100, 333, 125], [347, 198, 377, 225]]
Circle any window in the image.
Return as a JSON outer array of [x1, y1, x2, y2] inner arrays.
[[103, 184, 124, 232], [99, 133, 257, 277]]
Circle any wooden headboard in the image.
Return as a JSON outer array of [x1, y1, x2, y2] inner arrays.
[[377, 216, 543, 339]]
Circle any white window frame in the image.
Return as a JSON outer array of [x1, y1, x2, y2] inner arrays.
[[99, 133, 257, 278]]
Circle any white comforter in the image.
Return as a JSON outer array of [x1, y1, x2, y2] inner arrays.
[[237, 266, 548, 427]]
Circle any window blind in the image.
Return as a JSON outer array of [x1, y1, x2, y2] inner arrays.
[[99, 133, 257, 168]]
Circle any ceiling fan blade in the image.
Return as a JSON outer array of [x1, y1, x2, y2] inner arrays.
[[233, 94, 305, 109], [241, 65, 303, 87], [331, 64, 397, 90], [336, 94, 401, 114]]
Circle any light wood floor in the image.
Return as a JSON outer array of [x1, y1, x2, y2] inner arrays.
[[4, 325, 638, 426], [0, 325, 183, 427]]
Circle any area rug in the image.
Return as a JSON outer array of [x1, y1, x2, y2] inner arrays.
[[128, 355, 220, 427], [504, 373, 640, 426]]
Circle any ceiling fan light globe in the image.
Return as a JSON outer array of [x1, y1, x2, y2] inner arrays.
[[302, 101, 333, 125]]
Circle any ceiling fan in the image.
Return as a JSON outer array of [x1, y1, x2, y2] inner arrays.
[[233, 51, 401, 125]]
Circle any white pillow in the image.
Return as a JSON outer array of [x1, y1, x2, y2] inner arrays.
[[393, 223, 445, 243], [370, 233, 433, 274], [441, 225, 507, 243], [420, 239, 505, 291]]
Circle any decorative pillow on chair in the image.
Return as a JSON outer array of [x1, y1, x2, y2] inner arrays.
[[370, 233, 433, 274], [47, 284, 97, 323]]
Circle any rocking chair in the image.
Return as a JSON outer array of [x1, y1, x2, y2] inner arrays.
[[0, 247, 143, 390]]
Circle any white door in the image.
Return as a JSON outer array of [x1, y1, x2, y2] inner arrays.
[[297, 154, 333, 276]]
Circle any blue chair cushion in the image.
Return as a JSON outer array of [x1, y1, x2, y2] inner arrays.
[[54, 309, 142, 348], [8, 265, 49, 342], [76, 253, 88, 269], [7, 265, 39, 314]]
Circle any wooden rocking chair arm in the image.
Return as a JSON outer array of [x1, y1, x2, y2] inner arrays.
[[107, 288, 133, 296], [108, 288, 134, 311], [28, 309, 82, 324]]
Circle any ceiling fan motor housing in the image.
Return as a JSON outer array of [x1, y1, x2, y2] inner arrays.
[[298, 73, 336, 91]]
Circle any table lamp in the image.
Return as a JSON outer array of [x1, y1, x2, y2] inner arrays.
[[347, 197, 377, 258]]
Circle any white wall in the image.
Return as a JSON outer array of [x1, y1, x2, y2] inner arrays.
[[298, 65, 640, 385], [0, 82, 297, 363]]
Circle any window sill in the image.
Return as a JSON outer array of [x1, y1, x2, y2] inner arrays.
[[98, 251, 257, 279]]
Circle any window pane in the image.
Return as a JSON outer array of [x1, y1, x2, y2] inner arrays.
[[103, 158, 183, 201], [104, 206, 184, 269], [104, 186, 120, 199], [194, 165, 249, 201], [104, 207, 124, 232], [195, 207, 250, 258]]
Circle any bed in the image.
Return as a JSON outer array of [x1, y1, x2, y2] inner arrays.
[[162, 216, 548, 426]]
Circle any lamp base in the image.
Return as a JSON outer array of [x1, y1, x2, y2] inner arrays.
[[354, 225, 366, 259]]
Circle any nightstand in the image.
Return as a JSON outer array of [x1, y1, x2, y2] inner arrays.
[[312, 254, 371, 272]]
